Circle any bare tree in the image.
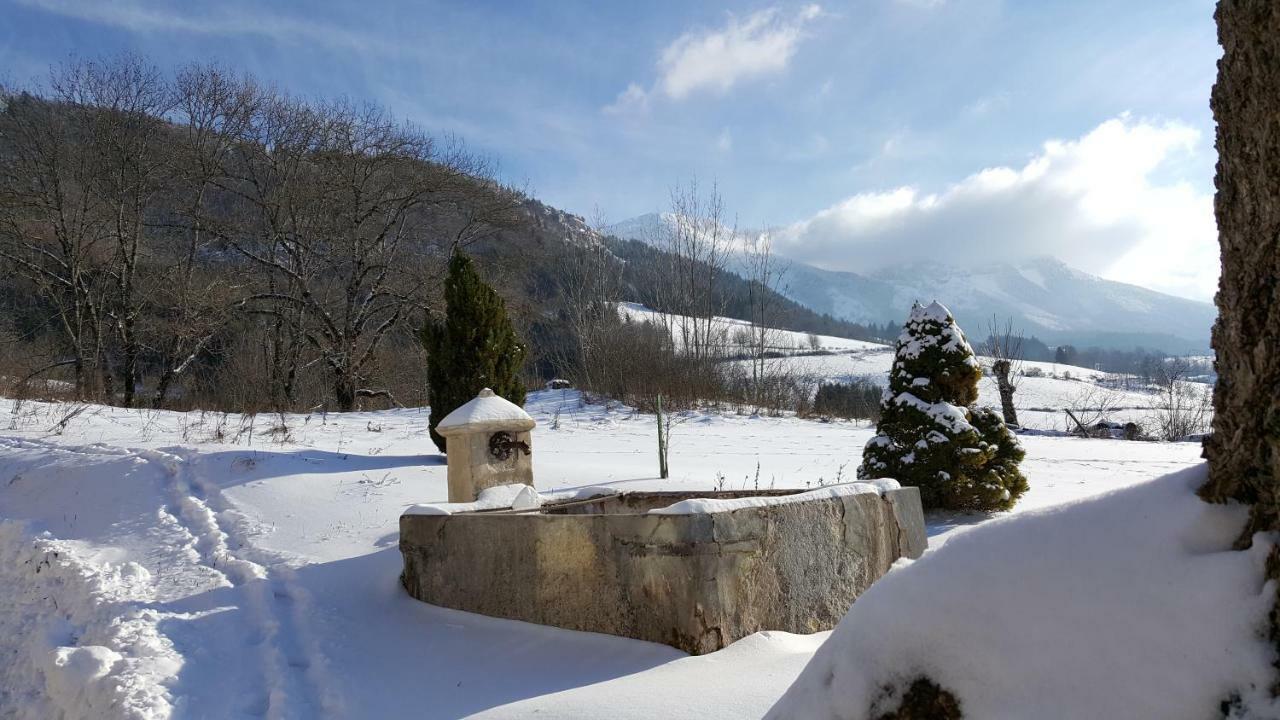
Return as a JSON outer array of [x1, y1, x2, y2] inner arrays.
[[0, 84, 112, 398], [52, 55, 177, 407], [557, 207, 622, 389], [1149, 358, 1213, 441], [218, 92, 519, 410], [744, 229, 788, 407], [1063, 383, 1124, 436], [984, 315, 1024, 427], [0, 55, 528, 413], [656, 178, 734, 363]]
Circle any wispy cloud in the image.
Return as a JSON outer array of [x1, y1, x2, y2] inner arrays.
[[715, 127, 733, 153], [15, 0, 378, 54], [606, 4, 822, 112], [603, 82, 649, 115], [963, 92, 1011, 118], [780, 116, 1217, 300]]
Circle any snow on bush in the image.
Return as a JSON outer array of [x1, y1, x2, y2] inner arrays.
[[858, 301, 1027, 512], [767, 464, 1278, 719]]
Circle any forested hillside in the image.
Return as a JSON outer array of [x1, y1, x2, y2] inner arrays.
[[604, 237, 894, 342], [0, 56, 872, 414]]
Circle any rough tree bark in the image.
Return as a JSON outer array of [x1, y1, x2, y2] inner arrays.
[[985, 316, 1023, 428], [992, 359, 1019, 428], [1198, 0, 1280, 547], [1198, 0, 1280, 700]]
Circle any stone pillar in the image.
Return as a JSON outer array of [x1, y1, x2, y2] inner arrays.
[[435, 388, 536, 502]]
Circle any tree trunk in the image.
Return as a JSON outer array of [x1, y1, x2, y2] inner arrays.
[[153, 373, 173, 409], [122, 320, 138, 408], [100, 359, 115, 402], [1199, 0, 1280, 698], [992, 359, 1019, 428], [73, 357, 87, 401], [1199, 0, 1280, 546], [334, 370, 357, 412]]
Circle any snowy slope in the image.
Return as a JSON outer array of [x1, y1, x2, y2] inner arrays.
[[618, 302, 884, 354], [623, 296, 1207, 433], [0, 393, 1207, 718], [607, 214, 1215, 352], [756, 347, 1201, 432], [768, 465, 1276, 719]]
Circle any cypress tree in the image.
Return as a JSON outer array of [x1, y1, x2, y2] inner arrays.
[[421, 251, 527, 452], [858, 301, 1027, 512]]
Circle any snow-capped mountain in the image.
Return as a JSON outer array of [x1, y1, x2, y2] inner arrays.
[[603, 212, 677, 246], [787, 257, 1215, 352], [606, 214, 1215, 352]]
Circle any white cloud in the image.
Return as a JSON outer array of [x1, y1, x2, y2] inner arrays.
[[16, 0, 377, 54], [849, 127, 916, 173], [963, 92, 1010, 118], [603, 83, 649, 115], [607, 5, 821, 110], [779, 116, 1218, 300], [716, 127, 733, 153]]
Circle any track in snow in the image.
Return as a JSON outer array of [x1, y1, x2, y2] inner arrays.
[[140, 447, 343, 719]]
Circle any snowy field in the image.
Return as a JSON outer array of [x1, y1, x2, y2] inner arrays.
[[754, 348, 1200, 432], [620, 302, 1208, 433], [0, 389, 1207, 719], [618, 301, 885, 353]]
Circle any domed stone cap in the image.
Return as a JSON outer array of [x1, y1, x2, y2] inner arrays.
[[436, 388, 535, 437]]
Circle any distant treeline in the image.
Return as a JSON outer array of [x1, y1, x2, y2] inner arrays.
[[1043, 343, 1214, 378], [974, 334, 1213, 377]]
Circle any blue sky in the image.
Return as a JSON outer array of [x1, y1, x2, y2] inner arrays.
[[0, 0, 1220, 299]]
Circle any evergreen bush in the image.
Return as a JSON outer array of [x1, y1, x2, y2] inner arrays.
[[858, 302, 1027, 511], [421, 251, 527, 452]]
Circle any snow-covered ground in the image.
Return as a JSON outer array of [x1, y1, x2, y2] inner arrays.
[[619, 301, 1209, 433], [0, 391, 1206, 718], [618, 301, 885, 353], [767, 348, 1192, 431], [770, 464, 1276, 719]]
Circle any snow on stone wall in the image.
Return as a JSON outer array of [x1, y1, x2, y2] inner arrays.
[[648, 480, 899, 515]]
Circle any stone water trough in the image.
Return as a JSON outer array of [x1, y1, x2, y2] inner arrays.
[[400, 388, 927, 654], [400, 483, 926, 654]]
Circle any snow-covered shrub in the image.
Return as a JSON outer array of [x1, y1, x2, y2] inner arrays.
[[857, 302, 1027, 512]]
